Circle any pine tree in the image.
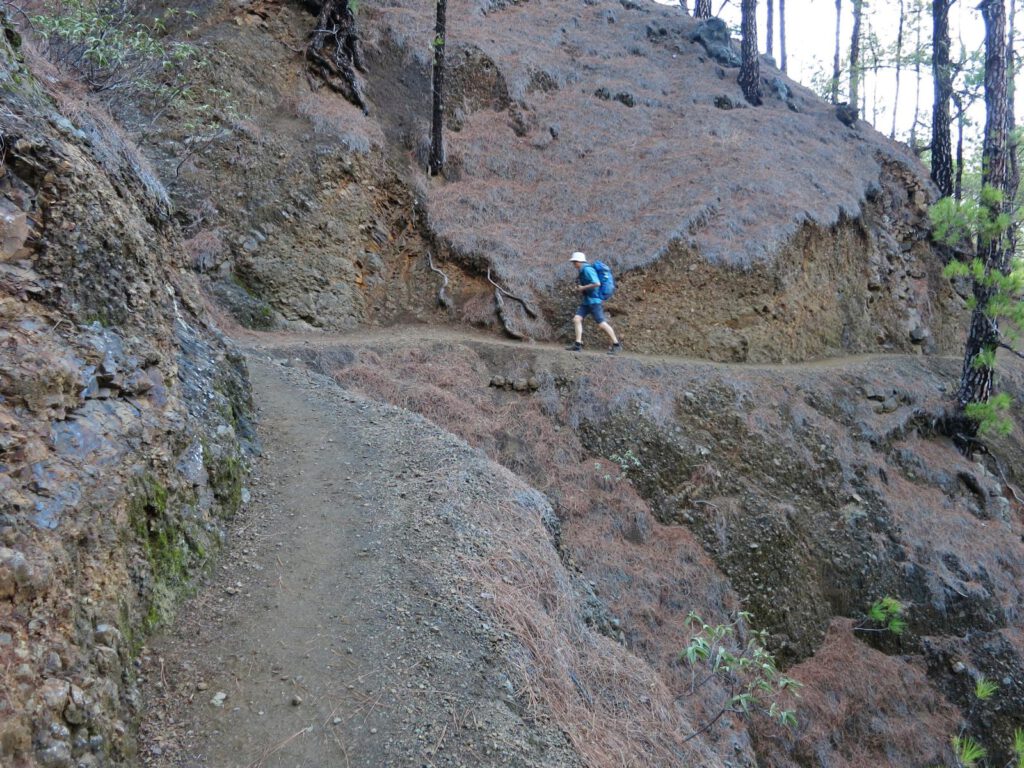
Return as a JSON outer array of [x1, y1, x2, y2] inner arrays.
[[953, 0, 1013, 432], [738, 0, 763, 105], [779, 0, 788, 72], [911, 0, 925, 148], [849, 0, 864, 114], [891, 0, 905, 139], [1006, 0, 1019, 252], [695, 0, 712, 18], [766, 0, 775, 60], [429, 0, 447, 176], [932, 0, 955, 197], [832, 0, 843, 104]]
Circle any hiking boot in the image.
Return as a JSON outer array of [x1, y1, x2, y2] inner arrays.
[[608, 342, 622, 355], [565, 341, 583, 352]]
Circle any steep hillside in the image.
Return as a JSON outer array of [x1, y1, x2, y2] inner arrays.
[[142, 0, 962, 361], [278, 330, 1024, 767], [4, 0, 1024, 767], [0, 19, 252, 767]]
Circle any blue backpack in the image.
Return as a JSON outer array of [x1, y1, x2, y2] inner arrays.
[[592, 260, 615, 300]]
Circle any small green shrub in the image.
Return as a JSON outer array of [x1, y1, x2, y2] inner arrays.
[[679, 612, 800, 741], [855, 596, 906, 635], [32, 0, 200, 104]]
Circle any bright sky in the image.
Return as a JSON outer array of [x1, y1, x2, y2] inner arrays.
[[654, 0, 1019, 154]]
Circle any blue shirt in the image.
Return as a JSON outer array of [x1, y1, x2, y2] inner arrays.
[[578, 264, 601, 305]]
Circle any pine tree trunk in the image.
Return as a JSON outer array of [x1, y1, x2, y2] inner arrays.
[[956, 0, 1011, 420], [911, 2, 923, 148], [738, 0, 763, 105], [871, 35, 880, 125], [891, 0, 904, 139], [766, 0, 774, 60], [954, 92, 965, 200], [779, 0, 788, 72], [832, 0, 843, 104], [931, 0, 954, 197], [849, 0, 863, 112], [679, 0, 689, 14], [429, 0, 447, 176], [695, 0, 712, 18], [1006, 0, 1019, 252]]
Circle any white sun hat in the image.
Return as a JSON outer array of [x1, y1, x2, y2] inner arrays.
[[569, 252, 587, 262]]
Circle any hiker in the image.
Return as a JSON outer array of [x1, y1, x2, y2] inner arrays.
[[566, 251, 622, 354]]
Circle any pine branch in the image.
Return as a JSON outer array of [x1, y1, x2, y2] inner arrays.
[[997, 341, 1024, 360]]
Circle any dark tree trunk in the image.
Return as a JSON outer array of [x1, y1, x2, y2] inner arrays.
[[1006, 0, 1019, 252], [891, 0, 904, 139], [779, 0, 787, 71], [695, 0, 712, 18], [429, 0, 447, 176], [954, 90, 965, 200], [679, 0, 689, 13], [931, 0, 954, 197], [306, 0, 368, 115], [766, 0, 774, 60], [738, 0, 763, 105], [956, 0, 1011, 421], [849, 0, 863, 112], [832, 0, 842, 104]]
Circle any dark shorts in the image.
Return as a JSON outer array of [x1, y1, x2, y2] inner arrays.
[[575, 302, 606, 324]]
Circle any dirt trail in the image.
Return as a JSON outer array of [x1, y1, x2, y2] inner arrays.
[[235, 324, 952, 373], [139, 354, 579, 768]]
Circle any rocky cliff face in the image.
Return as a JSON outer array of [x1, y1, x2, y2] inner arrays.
[[0, 21, 252, 767], [143, 0, 963, 361]]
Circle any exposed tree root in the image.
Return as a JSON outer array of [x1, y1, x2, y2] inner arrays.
[[306, 0, 369, 115], [426, 251, 453, 310], [494, 289, 526, 340], [486, 267, 539, 319]]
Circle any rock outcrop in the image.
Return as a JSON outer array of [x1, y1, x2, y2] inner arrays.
[[0, 18, 252, 766]]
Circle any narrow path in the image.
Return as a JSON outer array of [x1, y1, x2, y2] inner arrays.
[[140, 356, 579, 767], [233, 323, 957, 374]]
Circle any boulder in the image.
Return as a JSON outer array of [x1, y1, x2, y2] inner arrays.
[[688, 18, 741, 67]]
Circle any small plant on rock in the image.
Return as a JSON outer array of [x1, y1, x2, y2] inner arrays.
[[854, 596, 907, 635], [678, 611, 800, 742], [973, 676, 999, 702], [610, 448, 642, 474], [952, 734, 987, 768], [934, 676, 1024, 768]]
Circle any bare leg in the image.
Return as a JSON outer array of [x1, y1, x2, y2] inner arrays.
[[598, 321, 619, 344], [573, 315, 584, 343]]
